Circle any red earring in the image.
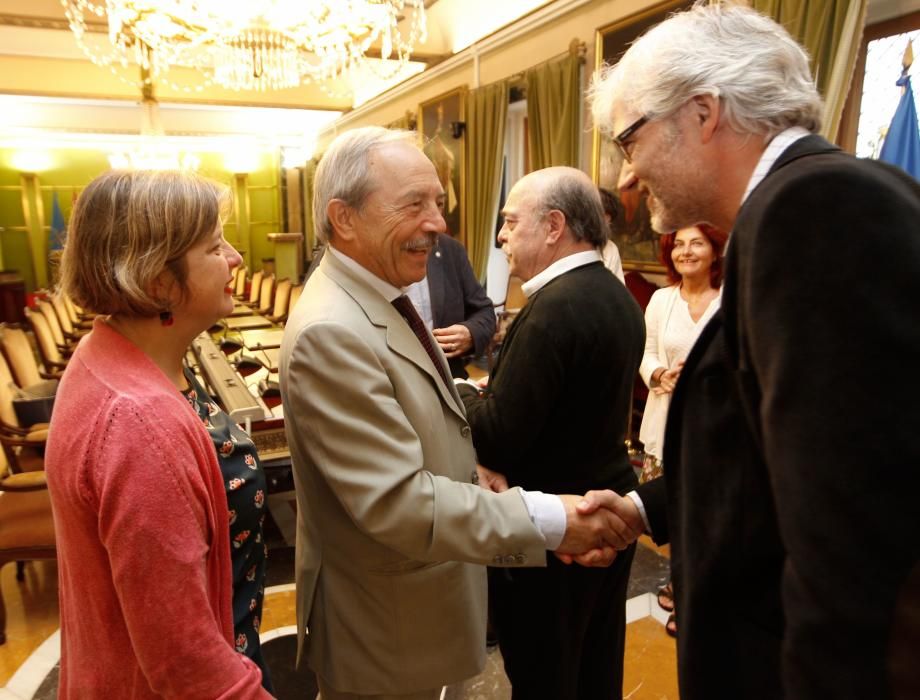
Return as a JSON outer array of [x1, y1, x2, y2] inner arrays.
[[159, 310, 174, 326]]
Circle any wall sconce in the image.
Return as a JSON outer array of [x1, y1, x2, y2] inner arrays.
[[224, 148, 260, 175], [11, 149, 53, 173], [450, 121, 466, 139]]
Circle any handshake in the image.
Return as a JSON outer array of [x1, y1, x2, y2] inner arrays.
[[554, 491, 645, 567], [475, 465, 646, 568]]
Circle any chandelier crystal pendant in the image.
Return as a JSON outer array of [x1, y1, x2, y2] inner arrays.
[[62, 0, 428, 92]]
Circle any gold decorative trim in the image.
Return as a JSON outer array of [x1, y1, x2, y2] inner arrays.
[[418, 85, 468, 247], [0, 13, 106, 32]]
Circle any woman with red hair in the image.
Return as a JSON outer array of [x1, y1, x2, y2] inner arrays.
[[638, 224, 727, 635]]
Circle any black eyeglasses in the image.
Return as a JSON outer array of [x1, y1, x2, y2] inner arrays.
[[612, 115, 649, 164]]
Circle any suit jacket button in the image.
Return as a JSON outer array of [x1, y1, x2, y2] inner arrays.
[[493, 555, 503, 565], [503, 554, 516, 565], [514, 554, 527, 565], [461, 425, 471, 438]]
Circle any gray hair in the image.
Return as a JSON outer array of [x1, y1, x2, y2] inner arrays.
[[588, 2, 824, 142], [313, 126, 418, 243], [535, 169, 608, 248]]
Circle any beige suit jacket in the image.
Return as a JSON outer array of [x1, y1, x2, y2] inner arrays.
[[279, 251, 545, 695]]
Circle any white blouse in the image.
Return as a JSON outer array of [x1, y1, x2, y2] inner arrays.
[[638, 284, 721, 459]]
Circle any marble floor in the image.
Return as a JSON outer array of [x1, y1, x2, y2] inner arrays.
[[0, 524, 677, 699]]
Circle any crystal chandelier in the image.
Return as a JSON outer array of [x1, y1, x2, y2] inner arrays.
[[61, 0, 428, 92], [107, 86, 200, 170]]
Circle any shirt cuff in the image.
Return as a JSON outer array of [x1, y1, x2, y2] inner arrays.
[[519, 489, 566, 550], [626, 490, 651, 535], [453, 378, 480, 390]]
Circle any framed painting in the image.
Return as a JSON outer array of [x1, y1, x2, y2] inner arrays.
[[418, 86, 467, 244], [592, 0, 692, 271], [385, 109, 417, 131]]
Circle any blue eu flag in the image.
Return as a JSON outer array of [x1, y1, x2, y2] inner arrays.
[[50, 191, 66, 251], [878, 73, 920, 181]]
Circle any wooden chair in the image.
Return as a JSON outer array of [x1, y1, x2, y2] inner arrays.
[[244, 270, 264, 308], [265, 278, 292, 324], [35, 300, 74, 357], [62, 294, 94, 329], [255, 274, 275, 317], [25, 308, 68, 377], [288, 283, 304, 318], [0, 352, 47, 475], [0, 326, 55, 386], [50, 295, 89, 343], [232, 265, 248, 299], [0, 446, 55, 645]]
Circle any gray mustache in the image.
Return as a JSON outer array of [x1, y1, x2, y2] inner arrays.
[[401, 235, 436, 252]]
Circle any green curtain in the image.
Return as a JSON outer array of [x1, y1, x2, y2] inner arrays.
[[526, 52, 581, 170], [465, 80, 508, 281], [303, 159, 317, 258], [753, 0, 868, 139], [819, 1, 867, 141]]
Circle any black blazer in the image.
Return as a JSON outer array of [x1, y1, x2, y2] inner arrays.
[[427, 234, 495, 378], [640, 135, 920, 699], [637, 311, 785, 700], [460, 261, 644, 497]]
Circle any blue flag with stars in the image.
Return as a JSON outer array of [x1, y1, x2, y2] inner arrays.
[[879, 74, 920, 181], [50, 191, 66, 251]]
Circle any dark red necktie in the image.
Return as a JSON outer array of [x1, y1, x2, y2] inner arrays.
[[391, 295, 452, 389]]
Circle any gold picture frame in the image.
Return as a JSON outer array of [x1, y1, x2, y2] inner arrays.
[[592, 0, 692, 272], [385, 109, 417, 131], [418, 86, 467, 246]]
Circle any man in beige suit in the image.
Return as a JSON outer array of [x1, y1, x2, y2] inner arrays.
[[279, 126, 638, 700]]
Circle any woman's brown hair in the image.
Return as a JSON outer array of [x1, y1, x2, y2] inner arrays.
[[61, 170, 230, 316]]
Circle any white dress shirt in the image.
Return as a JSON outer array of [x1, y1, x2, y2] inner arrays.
[[406, 277, 435, 329], [521, 249, 602, 297]]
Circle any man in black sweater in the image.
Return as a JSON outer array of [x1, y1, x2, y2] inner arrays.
[[458, 166, 644, 700]]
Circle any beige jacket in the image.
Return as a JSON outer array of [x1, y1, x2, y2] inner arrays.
[[279, 251, 545, 695]]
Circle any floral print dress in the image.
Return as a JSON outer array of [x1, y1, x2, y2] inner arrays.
[[182, 369, 272, 691]]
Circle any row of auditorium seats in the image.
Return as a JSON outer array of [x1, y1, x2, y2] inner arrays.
[[0, 322, 56, 644], [230, 266, 304, 327]]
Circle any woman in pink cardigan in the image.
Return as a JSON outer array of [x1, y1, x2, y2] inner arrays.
[[46, 170, 272, 698]]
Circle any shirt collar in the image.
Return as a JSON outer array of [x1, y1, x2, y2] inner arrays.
[[740, 126, 812, 205], [327, 245, 405, 302], [521, 249, 601, 298]]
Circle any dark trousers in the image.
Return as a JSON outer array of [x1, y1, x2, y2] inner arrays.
[[491, 544, 635, 700]]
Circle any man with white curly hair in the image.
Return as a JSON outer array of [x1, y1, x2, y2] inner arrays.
[[586, 2, 920, 699]]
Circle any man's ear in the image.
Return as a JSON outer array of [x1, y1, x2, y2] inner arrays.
[[690, 94, 721, 144], [544, 209, 566, 245], [327, 199, 357, 242]]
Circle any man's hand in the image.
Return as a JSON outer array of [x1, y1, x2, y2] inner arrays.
[[433, 324, 473, 358], [556, 490, 645, 566], [553, 492, 644, 567], [476, 465, 509, 493]]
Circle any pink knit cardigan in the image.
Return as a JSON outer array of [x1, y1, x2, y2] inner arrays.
[[46, 319, 271, 698]]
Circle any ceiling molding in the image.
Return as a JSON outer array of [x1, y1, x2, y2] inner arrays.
[[321, 0, 593, 137], [0, 13, 65, 30]]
